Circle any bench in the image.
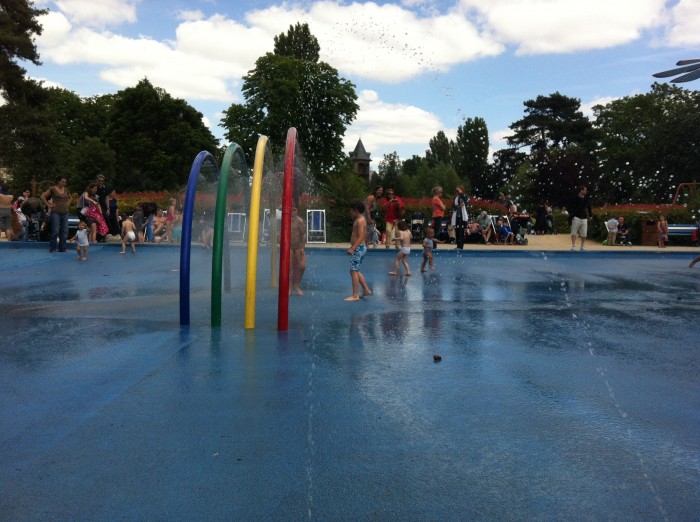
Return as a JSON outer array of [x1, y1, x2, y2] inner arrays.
[[668, 224, 698, 245]]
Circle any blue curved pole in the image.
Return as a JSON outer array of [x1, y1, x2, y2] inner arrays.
[[180, 150, 219, 326]]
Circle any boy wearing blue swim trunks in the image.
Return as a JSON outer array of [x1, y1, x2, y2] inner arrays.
[[345, 201, 373, 302]]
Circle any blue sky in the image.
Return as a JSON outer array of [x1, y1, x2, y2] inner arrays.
[[24, 0, 700, 169]]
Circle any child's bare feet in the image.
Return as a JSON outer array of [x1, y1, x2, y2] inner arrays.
[[120, 251, 126, 254], [388, 272, 397, 276], [344, 295, 360, 301], [360, 289, 372, 298], [405, 272, 411, 276]]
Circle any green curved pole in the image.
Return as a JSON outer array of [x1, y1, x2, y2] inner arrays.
[[211, 143, 247, 327]]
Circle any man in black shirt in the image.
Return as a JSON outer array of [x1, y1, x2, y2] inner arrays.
[[569, 186, 592, 251]]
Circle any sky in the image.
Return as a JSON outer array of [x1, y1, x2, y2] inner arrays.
[[24, 0, 700, 169]]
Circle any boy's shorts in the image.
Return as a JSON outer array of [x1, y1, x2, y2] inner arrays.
[[350, 244, 367, 271]]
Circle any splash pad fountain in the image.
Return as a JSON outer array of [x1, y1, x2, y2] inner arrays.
[[0, 131, 699, 518]]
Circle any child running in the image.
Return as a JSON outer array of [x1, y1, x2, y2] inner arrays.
[[420, 226, 441, 272], [389, 220, 412, 276], [120, 214, 138, 253], [345, 201, 372, 301], [70, 221, 90, 261]]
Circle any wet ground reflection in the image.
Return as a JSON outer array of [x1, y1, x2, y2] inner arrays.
[[0, 245, 698, 519]]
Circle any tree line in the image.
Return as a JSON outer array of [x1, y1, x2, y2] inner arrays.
[[1, 3, 698, 212]]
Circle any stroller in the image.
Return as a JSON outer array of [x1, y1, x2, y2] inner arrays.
[[434, 217, 451, 243], [410, 211, 424, 242]]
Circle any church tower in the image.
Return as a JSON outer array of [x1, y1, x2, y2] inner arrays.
[[349, 138, 371, 185]]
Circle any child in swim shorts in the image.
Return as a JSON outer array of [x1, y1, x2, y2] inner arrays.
[[345, 201, 372, 301]]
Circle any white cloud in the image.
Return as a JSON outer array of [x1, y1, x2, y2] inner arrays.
[[246, 1, 504, 82], [491, 128, 512, 146], [581, 96, 618, 119], [663, 0, 700, 46], [344, 89, 447, 162], [38, 10, 73, 48], [37, 16, 245, 101], [176, 10, 205, 22], [54, 0, 139, 27], [459, 0, 667, 54]]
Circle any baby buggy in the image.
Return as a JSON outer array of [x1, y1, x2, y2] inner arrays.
[[411, 211, 424, 242]]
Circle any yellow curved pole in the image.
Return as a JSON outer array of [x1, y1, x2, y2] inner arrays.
[[245, 136, 269, 329]]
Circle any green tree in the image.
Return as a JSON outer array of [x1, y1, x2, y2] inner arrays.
[[413, 161, 461, 197], [273, 22, 320, 62], [491, 148, 527, 197], [0, 0, 47, 102], [508, 92, 596, 153], [377, 152, 403, 193], [453, 117, 490, 196], [221, 23, 358, 180], [594, 83, 700, 203], [503, 92, 599, 208], [106, 79, 218, 191], [425, 131, 452, 167]]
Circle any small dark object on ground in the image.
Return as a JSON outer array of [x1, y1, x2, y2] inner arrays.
[[433, 354, 442, 362]]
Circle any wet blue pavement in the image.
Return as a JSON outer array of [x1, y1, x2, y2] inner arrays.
[[1, 243, 699, 520]]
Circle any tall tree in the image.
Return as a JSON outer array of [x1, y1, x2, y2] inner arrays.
[[508, 92, 596, 152], [453, 117, 490, 196], [0, 0, 47, 102], [594, 82, 700, 203], [221, 23, 358, 180], [425, 131, 452, 167], [273, 22, 320, 62], [503, 92, 599, 208], [106, 79, 218, 191], [377, 151, 403, 193]]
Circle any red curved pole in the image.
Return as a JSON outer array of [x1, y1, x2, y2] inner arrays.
[[278, 127, 297, 330]]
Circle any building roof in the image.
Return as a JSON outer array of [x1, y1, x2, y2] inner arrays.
[[349, 138, 371, 161]]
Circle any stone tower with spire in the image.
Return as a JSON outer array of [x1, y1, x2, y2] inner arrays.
[[349, 138, 371, 186]]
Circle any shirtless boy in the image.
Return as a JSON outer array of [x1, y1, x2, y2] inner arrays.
[[120, 215, 138, 253], [345, 201, 372, 302]]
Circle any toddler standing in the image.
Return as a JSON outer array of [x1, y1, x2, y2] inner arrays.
[[120, 215, 138, 253], [70, 221, 90, 261], [389, 221, 412, 276], [420, 226, 441, 272]]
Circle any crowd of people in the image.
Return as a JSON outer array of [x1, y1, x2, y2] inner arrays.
[[0, 176, 182, 257], [363, 185, 550, 251]]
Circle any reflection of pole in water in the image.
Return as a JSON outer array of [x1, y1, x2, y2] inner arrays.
[[270, 207, 278, 287]]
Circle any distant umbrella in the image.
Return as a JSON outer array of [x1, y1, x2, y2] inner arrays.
[[653, 59, 700, 83]]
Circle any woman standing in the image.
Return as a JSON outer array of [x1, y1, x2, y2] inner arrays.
[[450, 185, 469, 249], [106, 189, 120, 236], [80, 183, 108, 242], [364, 186, 383, 246], [41, 177, 73, 252], [431, 186, 445, 232]]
